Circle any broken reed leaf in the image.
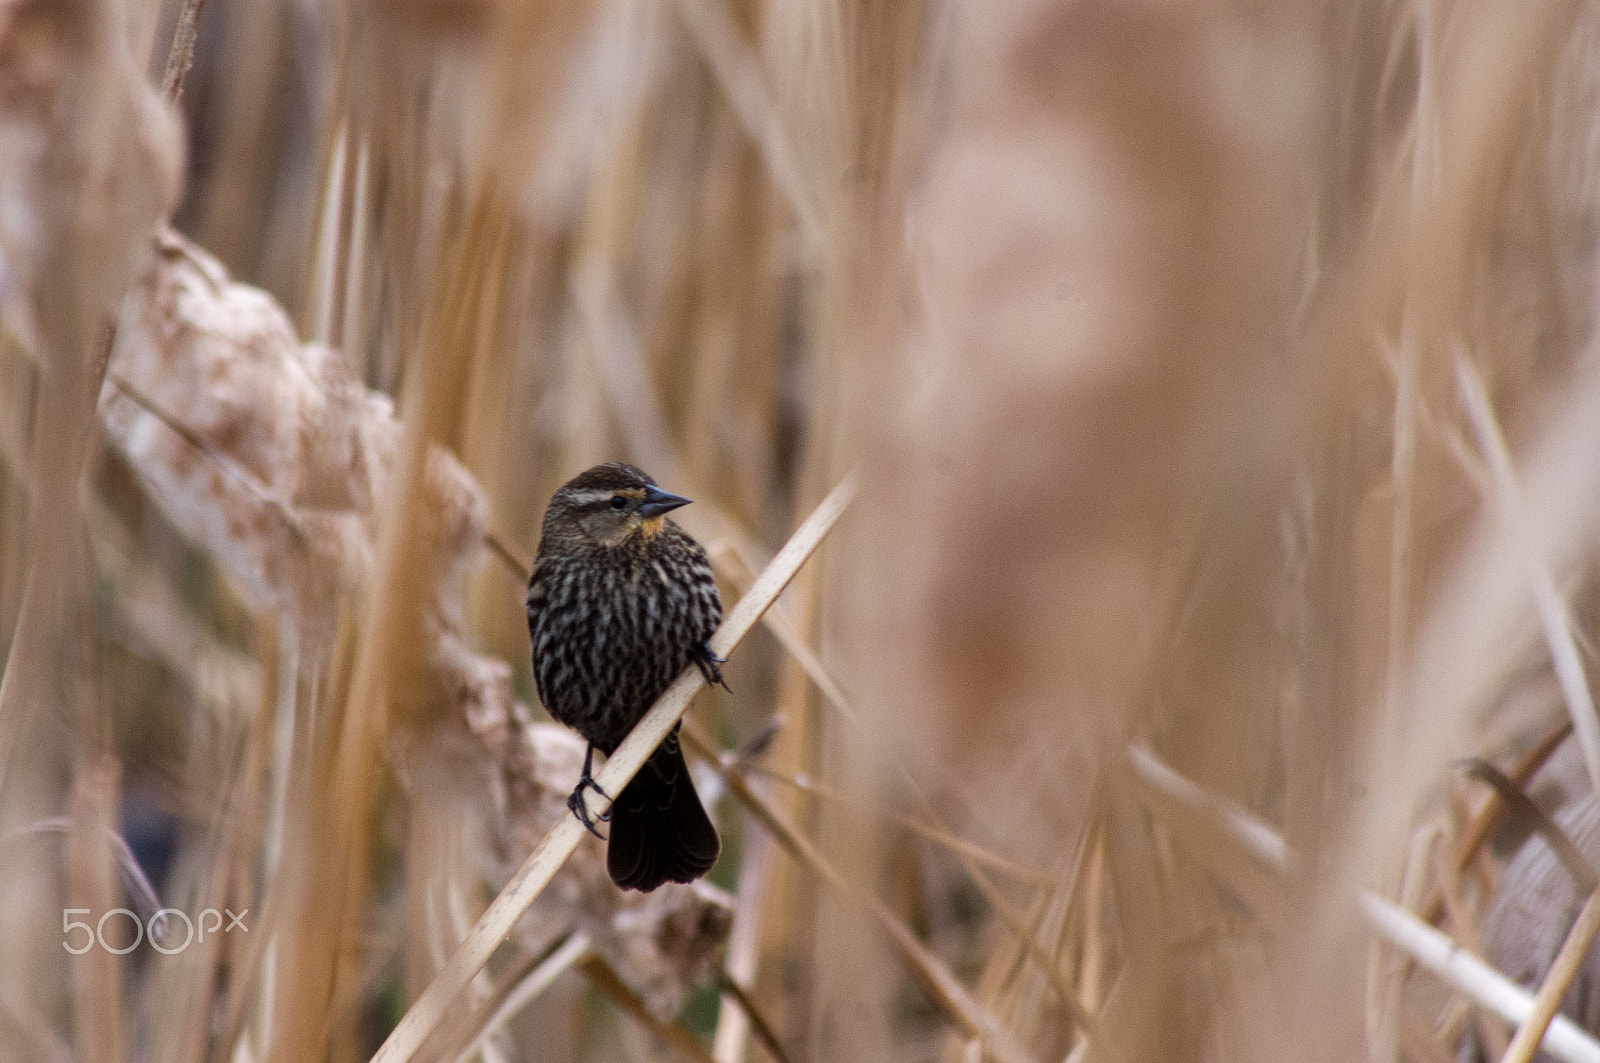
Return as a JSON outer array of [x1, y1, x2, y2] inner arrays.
[[912, 769, 1100, 1041], [1460, 758, 1597, 892], [937, 819, 1098, 1045], [705, 537, 858, 725], [1453, 720, 1573, 875], [723, 746, 1095, 1039], [966, 783, 1104, 1037], [7, 819, 164, 929], [1409, 717, 1572, 928], [484, 527, 533, 581], [369, 472, 855, 1063], [1477, 795, 1600, 1059]]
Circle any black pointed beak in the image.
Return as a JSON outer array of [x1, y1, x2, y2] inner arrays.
[[638, 485, 692, 518]]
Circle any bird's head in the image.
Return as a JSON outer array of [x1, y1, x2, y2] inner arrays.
[[541, 462, 693, 550]]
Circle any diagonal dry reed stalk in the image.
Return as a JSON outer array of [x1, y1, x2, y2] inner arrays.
[[712, 756, 778, 1063], [578, 953, 720, 1063], [448, 931, 592, 1063], [1499, 888, 1600, 1063], [669, 0, 821, 250], [370, 471, 855, 1063], [157, 0, 209, 102], [1455, 352, 1600, 800], [735, 764, 1066, 888]]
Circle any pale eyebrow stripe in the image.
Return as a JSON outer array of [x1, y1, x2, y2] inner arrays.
[[565, 488, 641, 505]]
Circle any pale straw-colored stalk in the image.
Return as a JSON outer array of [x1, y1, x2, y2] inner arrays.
[[370, 472, 855, 1063]]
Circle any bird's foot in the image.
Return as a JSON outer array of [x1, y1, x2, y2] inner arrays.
[[694, 642, 731, 692], [568, 746, 612, 838]]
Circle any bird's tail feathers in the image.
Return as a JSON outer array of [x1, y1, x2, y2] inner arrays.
[[607, 742, 720, 891]]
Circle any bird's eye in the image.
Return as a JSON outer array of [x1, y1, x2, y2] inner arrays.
[[610, 495, 628, 510]]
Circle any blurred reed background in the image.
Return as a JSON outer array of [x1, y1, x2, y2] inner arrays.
[[6, 0, 1600, 1060]]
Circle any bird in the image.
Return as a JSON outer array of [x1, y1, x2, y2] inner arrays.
[[526, 462, 726, 891]]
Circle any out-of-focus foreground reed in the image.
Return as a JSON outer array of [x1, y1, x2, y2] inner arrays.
[[6, 1, 1600, 1061]]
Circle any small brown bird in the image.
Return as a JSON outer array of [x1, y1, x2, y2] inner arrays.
[[526, 462, 725, 891]]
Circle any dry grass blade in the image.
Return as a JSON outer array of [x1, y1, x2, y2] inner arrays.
[[578, 955, 718, 1063], [1401, 1005, 1460, 1063], [712, 768, 777, 1063], [158, 0, 210, 102], [670, 0, 821, 249], [484, 529, 534, 582], [308, 123, 348, 348], [1499, 889, 1600, 1063], [1127, 746, 1289, 874], [573, 265, 684, 485], [731, 755, 1094, 1040], [12, 818, 163, 925], [678, 720, 1044, 1063], [706, 540, 857, 724], [369, 472, 856, 1063], [941, 826, 1098, 1046], [737, 765, 1065, 887], [66, 764, 128, 1063], [449, 932, 592, 1063], [1454, 352, 1600, 802], [713, 968, 793, 1063]]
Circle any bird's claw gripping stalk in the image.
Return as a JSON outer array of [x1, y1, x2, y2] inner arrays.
[[568, 744, 611, 838], [693, 642, 731, 692]]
